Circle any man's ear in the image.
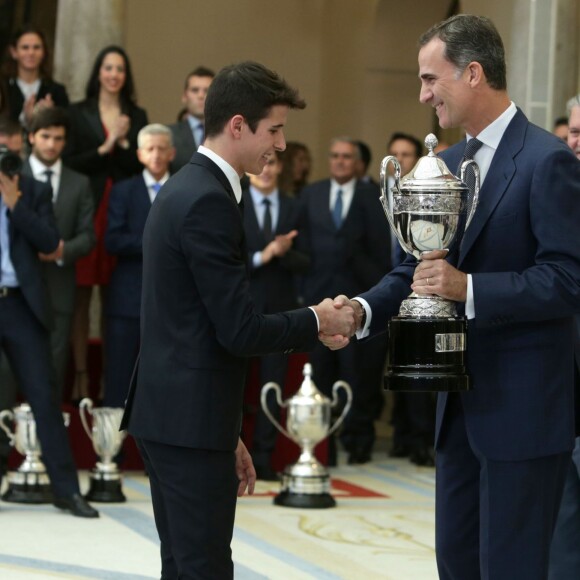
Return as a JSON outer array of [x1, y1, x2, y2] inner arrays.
[[466, 61, 484, 87], [229, 115, 245, 140]]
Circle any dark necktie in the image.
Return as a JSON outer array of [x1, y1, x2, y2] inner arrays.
[[262, 198, 273, 242], [197, 123, 205, 145], [332, 188, 343, 229], [459, 138, 483, 215], [44, 169, 55, 201]]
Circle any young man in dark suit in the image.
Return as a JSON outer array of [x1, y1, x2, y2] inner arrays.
[[26, 107, 95, 399], [121, 61, 356, 579], [168, 66, 214, 171], [104, 124, 175, 407], [0, 119, 98, 518], [322, 15, 580, 580], [242, 151, 309, 480]]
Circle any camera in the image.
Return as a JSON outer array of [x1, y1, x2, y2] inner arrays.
[[0, 144, 23, 178]]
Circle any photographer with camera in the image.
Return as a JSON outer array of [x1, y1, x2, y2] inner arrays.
[[0, 118, 98, 518]]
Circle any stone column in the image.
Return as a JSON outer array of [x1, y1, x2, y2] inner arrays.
[[53, 0, 125, 102], [508, 0, 578, 128]]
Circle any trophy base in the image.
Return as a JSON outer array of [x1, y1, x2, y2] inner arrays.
[[274, 490, 336, 509], [1, 474, 53, 504], [84, 475, 126, 503], [385, 316, 471, 392]]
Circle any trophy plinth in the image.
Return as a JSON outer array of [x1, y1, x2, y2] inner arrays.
[[261, 363, 352, 509], [380, 134, 480, 392], [79, 398, 127, 503], [0, 403, 70, 503]]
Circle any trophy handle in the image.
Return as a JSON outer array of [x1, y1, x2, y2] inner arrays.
[[380, 155, 411, 255], [0, 409, 15, 444], [459, 159, 480, 230], [327, 380, 353, 437], [260, 382, 291, 439], [78, 398, 94, 440]]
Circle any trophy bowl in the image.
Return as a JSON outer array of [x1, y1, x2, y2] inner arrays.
[[260, 362, 352, 508], [379, 134, 480, 392], [0, 403, 70, 503], [79, 398, 127, 502]]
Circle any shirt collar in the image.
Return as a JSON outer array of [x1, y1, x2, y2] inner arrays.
[[197, 145, 242, 203], [330, 177, 356, 195], [143, 169, 170, 188], [29, 154, 62, 179], [249, 185, 279, 206], [187, 114, 203, 131], [467, 101, 517, 150]]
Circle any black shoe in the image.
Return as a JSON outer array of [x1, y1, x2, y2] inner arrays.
[[53, 493, 100, 518], [409, 446, 435, 467], [255, 465, 280, 482], [347, 450, 372, 465]]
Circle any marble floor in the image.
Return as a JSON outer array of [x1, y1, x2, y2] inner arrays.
[[0, 453, 437, 580]]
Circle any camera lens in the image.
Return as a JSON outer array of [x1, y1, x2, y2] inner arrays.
[[0, 148, 22, 178]]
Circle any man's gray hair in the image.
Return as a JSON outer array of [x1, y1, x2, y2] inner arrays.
[[566, 94, 580, 118], [138, 123, 174, 148], [330, 136, 361, 159]]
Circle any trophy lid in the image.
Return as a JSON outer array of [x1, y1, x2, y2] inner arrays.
[[399, 134, 467, 193]]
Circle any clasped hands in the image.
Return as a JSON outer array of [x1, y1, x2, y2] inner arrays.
[[316, 250, 468, 351]]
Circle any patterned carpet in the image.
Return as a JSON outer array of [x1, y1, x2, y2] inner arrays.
[[0, 454, 437, 579]]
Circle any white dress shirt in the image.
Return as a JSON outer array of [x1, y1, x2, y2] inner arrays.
[[142, 169, 170, 204], [29, 154, 61, 203]]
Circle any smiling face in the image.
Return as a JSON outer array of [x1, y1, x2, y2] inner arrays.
[[98, 52, 127, 95], [239, 104, 288, 176], [419, 38, 472, 132], [11, 33, 45, 75], [248, 155, 282, 194]]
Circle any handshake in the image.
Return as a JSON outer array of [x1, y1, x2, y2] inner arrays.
[[311, 295, 364, 351]]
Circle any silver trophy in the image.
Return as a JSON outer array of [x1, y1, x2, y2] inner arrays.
[[0, 403, 70, 503], [380, 133, 480, 392], [260, 362, 352, 508], [79, 398, 127, 502]]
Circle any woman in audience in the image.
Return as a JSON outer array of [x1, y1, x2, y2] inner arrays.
[[279, 141, 311, 196], [3, 25, 69, 130], [63, 45, 148, 402]]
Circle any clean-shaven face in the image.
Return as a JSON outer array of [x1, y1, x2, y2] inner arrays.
[[241, 105, 288, 176], [182, 75, 213, 119], [137, 134, 175, 181], [329, 141, 357, 184], [248, 156, 282, 194], [99, 52, 126, 95], [11, 33, 44, 73]]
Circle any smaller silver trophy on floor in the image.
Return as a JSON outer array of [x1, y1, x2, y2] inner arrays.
[[261, 362, 352, 508], [79, 398, 127, 502], [0, 403, 70, 503]]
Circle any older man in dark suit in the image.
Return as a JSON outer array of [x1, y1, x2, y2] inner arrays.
[[0, 119, 98, 518], [121, 61, 356, 579], [104, 123, 175, 407], [322, 15, 580, 580], [168, 66, 214, 171]]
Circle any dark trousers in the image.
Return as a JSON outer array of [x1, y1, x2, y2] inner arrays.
[[391, 391, 436, 452], [136, 438, 238, 580], [50, 310, 73, 400], [104, 316, 140, 407], [0, 292, 79, 497], [251, 352, 288, 468], [436, 395, 570, 580]]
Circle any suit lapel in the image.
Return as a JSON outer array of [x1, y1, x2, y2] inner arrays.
[[457, 110, 526, 265], [190, 152, 237, 203], [81, 100, 106, 142]]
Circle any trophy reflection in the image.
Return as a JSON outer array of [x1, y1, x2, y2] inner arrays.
[[260, 362, 352, 508], [0, 403, 70, 503], [79, 398, 127, 502]]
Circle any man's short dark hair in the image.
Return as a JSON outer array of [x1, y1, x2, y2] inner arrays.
[[29, 107, 70, 136], [0, 117, 22, 137], [388, 132, 422, 160], [184, 66, 215, 89], [356, 140, 372, 171], [204, 61, 306, 137], [419, 14, 507, 91]]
